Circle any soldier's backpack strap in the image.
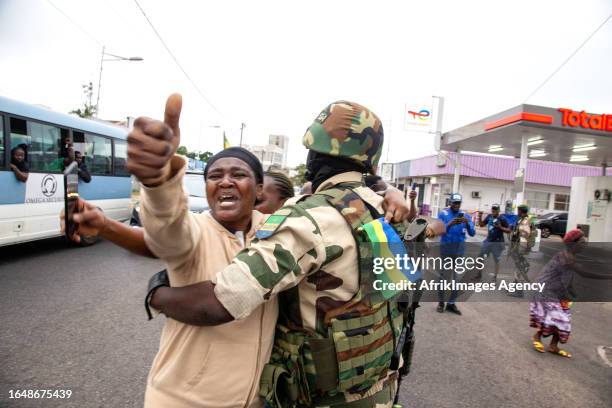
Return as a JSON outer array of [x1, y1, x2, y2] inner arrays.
[[315, 183, 383, 301]]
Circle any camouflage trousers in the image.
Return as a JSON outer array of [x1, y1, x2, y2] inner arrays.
[[509, 246, 530, 283]]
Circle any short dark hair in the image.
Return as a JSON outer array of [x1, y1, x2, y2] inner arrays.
[[11, 146, 25, 155]]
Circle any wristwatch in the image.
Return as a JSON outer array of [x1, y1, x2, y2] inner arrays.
[[145, 269, 170, 320]]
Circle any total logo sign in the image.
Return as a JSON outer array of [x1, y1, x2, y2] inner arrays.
[[558, 108, 612, 132], [404, 102, 433, 131], [25, 173, 64, 204], [407, 108, 431, 122]]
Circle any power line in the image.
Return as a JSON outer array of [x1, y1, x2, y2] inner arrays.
[[101, 0, 133, 28], [45, 0, 102, 46], [132, 0, 222, 116], [524, 11, 612, 102]]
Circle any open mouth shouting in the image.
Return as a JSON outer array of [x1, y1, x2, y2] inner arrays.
[[218, 191, 240, 209]]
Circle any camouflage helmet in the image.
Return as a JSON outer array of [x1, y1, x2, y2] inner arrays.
[[302, 101, 384, 174]]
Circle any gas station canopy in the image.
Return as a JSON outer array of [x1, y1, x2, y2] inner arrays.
[[441, 104, 612, 168]]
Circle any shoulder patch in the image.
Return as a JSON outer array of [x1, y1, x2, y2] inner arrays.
[[256, 209, 291, 239]]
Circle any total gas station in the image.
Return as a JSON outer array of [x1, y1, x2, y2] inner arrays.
[[441, 104, 612, 242]]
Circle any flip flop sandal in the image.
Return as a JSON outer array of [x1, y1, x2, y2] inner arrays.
[[549, 348, 572, 358], [533, 340, 545, 353]]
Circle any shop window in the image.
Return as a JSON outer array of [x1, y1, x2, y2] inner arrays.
[[73, 131, 112, 175], [554, 194, 570, 211], [525, 191, 550, 210], [10, 117, 68, 172], [113, 139, 129, 176]]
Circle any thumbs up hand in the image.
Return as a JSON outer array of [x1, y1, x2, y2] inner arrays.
[[127, 94, 182, 186]]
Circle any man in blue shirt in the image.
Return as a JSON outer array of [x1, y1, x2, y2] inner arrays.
[[437, 193, 475, 315], [478, 204, 511, 281]]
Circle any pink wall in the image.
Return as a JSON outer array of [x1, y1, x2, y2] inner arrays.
[[409, 152, 611, 187]]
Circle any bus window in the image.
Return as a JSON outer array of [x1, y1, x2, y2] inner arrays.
[[9, 117, 67, 172], [73, 131, 112, 175], [113, 139, 129, 176], [0, 115, 4, 167]]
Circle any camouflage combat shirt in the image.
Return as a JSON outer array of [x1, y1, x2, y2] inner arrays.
[[214, 171, 383, 335]]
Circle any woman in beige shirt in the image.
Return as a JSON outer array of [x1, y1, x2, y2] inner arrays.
[[64, 147, 278, 407]]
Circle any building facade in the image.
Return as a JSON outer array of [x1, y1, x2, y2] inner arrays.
[[391, 152, 611, 217], [268, 134, 288, 167]]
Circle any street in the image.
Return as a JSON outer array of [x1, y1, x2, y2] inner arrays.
[[1, 237, 611, 408], [0, 238, 164, 407]]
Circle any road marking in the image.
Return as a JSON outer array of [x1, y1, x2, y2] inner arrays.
[[597, 346, 612, 368]]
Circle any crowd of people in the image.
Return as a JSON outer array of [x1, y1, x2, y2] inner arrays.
[[433, 194, 612, 362], [57, 94, 606, 407]]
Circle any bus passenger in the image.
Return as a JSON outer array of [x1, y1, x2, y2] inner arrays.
[[9, 146, 29, 182], [47, 133, 74, 171], [75, 151, 91, 183]]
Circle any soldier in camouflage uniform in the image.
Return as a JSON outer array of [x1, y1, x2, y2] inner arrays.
[[508, 204, 534, 297], [147, 101, 408, 407]]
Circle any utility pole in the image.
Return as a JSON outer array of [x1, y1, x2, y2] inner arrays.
[[239, 122, 246, 147]]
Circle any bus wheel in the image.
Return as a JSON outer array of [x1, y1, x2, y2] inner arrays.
[[79, 234, 99, 246]]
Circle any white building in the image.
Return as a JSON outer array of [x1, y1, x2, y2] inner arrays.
[[268, 135, 289, 167], [245, 135, 288, 171]]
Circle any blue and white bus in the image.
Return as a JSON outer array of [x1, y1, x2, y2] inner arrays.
[[0, 95, 132, 246]]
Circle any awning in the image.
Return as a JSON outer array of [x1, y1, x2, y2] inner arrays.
[[441, 104, 612, 167]]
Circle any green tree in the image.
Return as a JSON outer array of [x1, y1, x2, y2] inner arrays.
[[186, 151, 197, 159], [69, 82, 97, 118], [176, 145, 188, 156], [291, 163, 306, 187], [198, 151, 213, 162]]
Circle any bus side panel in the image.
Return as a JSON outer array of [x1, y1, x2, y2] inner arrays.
[[78, 176, 130, 201], [0, 171, 27, 246], [2, 175, 131, 246], [80, 176, 132, 222], [15, 198, 130, 245]]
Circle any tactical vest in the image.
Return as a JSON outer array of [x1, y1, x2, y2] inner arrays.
[[511, 216, 536, 248], [259, 183, 406, 408]]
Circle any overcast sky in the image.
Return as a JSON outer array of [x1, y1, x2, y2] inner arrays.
[[1, 0, 611, 166]]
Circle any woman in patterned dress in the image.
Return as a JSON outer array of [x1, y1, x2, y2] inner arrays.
[[529, 228, 587, 358]]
